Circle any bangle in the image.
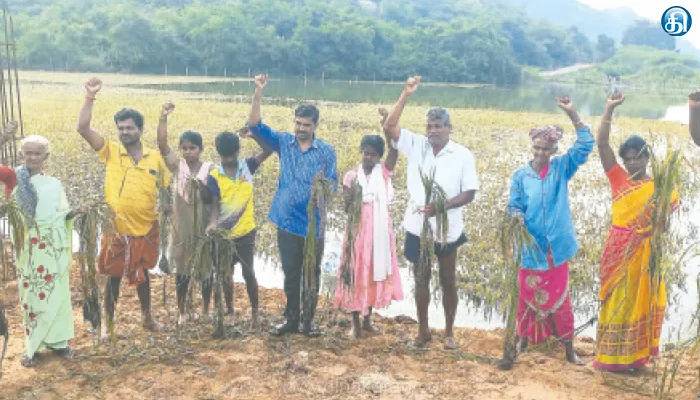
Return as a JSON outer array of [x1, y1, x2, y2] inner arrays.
[[159, 117, 167, 122], [600, 119, 612, 124], [85, 96, 96, 101]]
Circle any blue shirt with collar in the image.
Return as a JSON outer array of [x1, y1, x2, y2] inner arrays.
[[508, 126, 594, 270], [248, 120, 338, 237]]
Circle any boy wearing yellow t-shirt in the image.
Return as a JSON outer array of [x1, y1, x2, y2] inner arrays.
[[206, 132, 270, 326]]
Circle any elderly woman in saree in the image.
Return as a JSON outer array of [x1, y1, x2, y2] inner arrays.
[[504, 96, 593, 369], [594, 92, 679, 372], [0, 126, 84, 367]]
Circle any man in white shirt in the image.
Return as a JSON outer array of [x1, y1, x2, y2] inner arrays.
[[383, 76, 479, 350]]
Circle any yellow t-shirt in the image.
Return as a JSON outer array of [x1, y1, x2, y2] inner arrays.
[[98, 139, 170, 236], [207, 158, 259, 238]]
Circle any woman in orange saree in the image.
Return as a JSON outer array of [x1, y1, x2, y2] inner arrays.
[[594, 92, 679, 371]]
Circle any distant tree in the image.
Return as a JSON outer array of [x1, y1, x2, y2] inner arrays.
[[596, 34, 615, 62], [565, 26, 594, 63], [621, 20, 675, 51]]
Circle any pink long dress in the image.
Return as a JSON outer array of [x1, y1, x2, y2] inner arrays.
[[333, 163, 404, 316]]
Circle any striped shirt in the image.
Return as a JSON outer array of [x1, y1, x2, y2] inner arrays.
[[248, 121, 337, 237]]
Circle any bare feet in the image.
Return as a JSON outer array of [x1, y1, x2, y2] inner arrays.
[[251, 312, 259, 330], [497, 356, 514, 370], [443, 336, 458, 350], [52, 347, 73, 359], [142, 317, 164, 332], [347, 327, 361, 340], [413, 334, 432, 348], [198, 312, 213, 324], [20, 354, 37, 367], [565, 341, 584, 365], [362, 320, 381, 334]]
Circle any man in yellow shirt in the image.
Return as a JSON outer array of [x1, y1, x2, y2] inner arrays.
[[77, 78, 169, 334]]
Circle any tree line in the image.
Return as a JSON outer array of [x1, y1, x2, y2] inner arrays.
[[9, 0, 627, 84]]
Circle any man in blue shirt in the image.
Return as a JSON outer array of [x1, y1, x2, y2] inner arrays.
[[247, 74, 338, 337]]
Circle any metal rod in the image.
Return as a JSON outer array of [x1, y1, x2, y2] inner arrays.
[[4, 7, 14, 122], [9, 16, 19, 167]]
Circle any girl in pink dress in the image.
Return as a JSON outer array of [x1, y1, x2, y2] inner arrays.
[[334, 130, 404, 339]]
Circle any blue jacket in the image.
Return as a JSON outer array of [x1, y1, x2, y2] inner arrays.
[[508, 127, 594, 270]]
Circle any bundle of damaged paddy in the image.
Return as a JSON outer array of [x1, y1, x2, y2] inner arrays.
[[74, 203, 116, 333], [648, 148, 683, 282], [187, 229, 232, 338], [647, 147, 683, 354], [0, 199, 31, 374], [303, 173, 334, 312], [339, 179, 362, 292], [0, 308, 7, 378], [157, 186, 172, 275], [1, 198, 31, 260], [497, 211, 536, 369], [172, 176, 212, 313], [417, 169, 448, 285]]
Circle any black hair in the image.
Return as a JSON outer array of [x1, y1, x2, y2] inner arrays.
[[618, 135, 650, 158], [360, 134, 385, 158], [113, 108, 144, 130], [294, 104, 320, 124], [215, 132, 240, 157], [179, 130, 203, 150]]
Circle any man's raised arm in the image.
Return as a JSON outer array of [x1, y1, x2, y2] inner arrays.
[[246, 74, 280, 153], [383, 76, 420, 141], [76, 77, 105, 152]]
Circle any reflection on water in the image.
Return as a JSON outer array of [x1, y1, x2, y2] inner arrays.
[[133, 79, 691, 123], [663, 104, 690, 124]]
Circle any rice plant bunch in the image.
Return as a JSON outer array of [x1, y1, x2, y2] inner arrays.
[[303, 173, 333, 311], [417, 168, 448, 285], [157, 187, 171, 275], [648, 149, 682, 284], [2, 198, 31, 259], [74, 206, 104, 332], [0, 309, 7, 378], [498, 211, 536, 365], [646, 147, 683, 381], [188, 229, 233, 337], [339, 179, 362, 289]]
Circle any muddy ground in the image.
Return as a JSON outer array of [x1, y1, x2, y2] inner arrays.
[[1, 270, 699, 400]]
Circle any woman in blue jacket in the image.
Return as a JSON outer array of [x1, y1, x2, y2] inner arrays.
[[506, 96, 594, 368]]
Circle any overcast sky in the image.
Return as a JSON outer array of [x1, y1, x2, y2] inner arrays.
[[578, 0, 700, 48]]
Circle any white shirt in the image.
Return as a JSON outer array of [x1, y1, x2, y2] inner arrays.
[[393, 128, 479, 243]]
